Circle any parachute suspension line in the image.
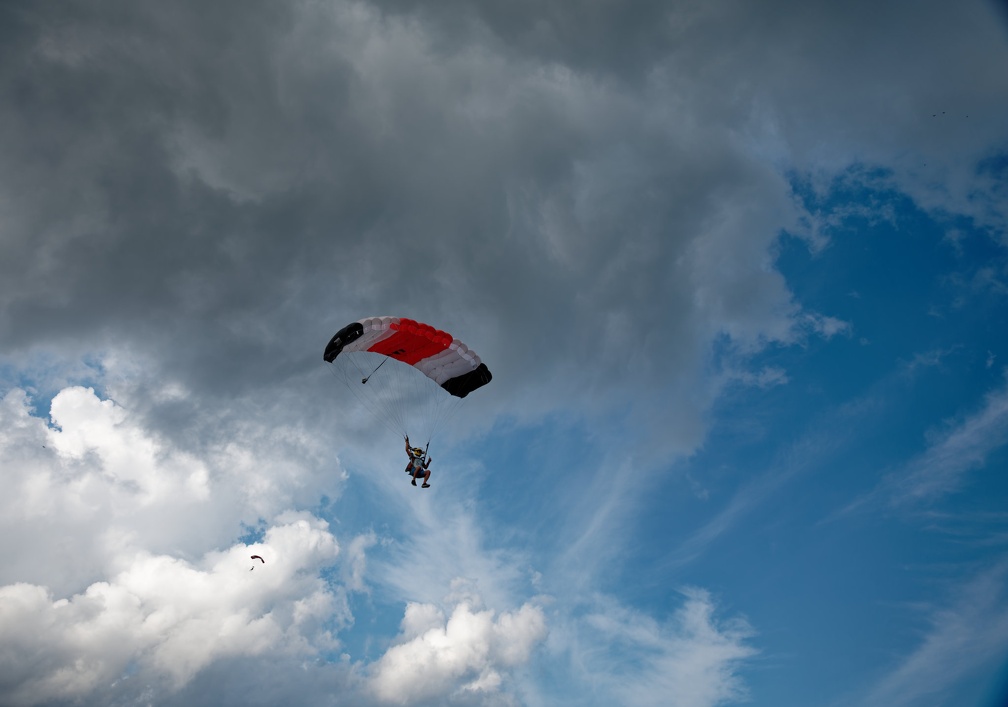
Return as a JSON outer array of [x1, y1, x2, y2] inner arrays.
[[423, 384, 467, 448], [375, 354, 408, 437], [325, 361, 402, 439], [387, 353, 450, 448]]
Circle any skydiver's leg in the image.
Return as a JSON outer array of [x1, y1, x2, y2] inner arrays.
[[421, 469, 431, 488]]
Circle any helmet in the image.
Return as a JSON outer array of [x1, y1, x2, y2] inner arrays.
[[412, 447, 424, 456]]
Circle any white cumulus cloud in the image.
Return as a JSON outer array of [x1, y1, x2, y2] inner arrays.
[[370, 600, 547, 704]]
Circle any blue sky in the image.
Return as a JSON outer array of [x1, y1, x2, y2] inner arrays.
[[1, 1, 1008, 706]]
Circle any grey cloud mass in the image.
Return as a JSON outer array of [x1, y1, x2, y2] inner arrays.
[[0, 2, 811, 428]]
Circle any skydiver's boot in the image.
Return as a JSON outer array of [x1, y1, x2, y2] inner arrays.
[[422, 483, 430, 488], [411, 478, 417, 486]]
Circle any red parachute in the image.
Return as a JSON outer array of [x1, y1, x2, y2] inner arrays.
[[323, 317, 492, 443]]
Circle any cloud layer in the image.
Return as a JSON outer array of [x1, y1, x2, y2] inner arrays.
[[2, 0, 1006, 704]]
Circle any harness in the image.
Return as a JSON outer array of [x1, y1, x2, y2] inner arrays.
[[408, 446, 426, 472]]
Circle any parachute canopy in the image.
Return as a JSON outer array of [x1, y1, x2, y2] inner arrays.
[[251, 555, 265, 563], [324, 317, 491, 398], [323, 316, 492, 441]]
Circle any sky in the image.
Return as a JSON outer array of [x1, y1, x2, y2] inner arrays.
[[1, 1, 1007, 705]]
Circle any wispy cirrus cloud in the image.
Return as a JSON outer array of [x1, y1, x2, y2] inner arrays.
[[550, 589, 756, 707], [668, 393, 877, 567], [838, 371, 1008, 518], [893, 374, 1008, 505], [859, 560, 1008, 707]]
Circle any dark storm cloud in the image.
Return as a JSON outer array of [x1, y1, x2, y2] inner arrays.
[[0, 2, 607, 415], [0, 3, 302, 362]]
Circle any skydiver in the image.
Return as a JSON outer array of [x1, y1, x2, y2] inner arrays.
[[404, 435, 432, 488]]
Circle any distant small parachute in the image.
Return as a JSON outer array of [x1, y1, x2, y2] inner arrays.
[[251, 555, 265, 563], [323, 316, 492, 444]]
